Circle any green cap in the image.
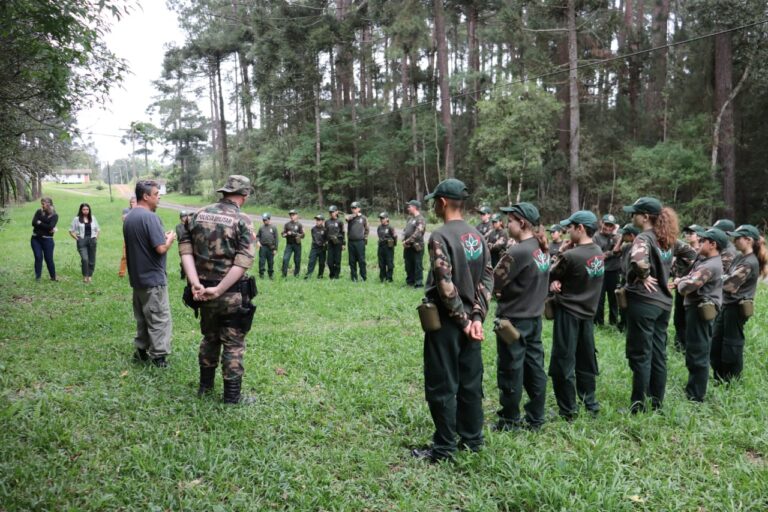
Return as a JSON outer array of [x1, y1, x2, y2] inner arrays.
[[314, 214, 325, 221], [619, 223, 640, 236], [700, 228, 729, 250], [547, 224, 563, 233], [682, 224, 705, 235], [261, 212, 271, 220], [477, 205, 492, 215], [378, 211, 389, 219], [491, 213, 502, 223], [602, 214, 618, 225], [328, 205, 338, 213], [216, 175, 253, 195], [560, 210, 598, 230], [499, 202, 540, 225], [424, 178, 470, 201], [712, 219, 736, 232], [727, 224, 760, 240], [406, 199, 421, 209], [623, 197, 662, 215], [289, 209, 298, 215], [179, 210, 189, 218], [351, 201, 361, 209]]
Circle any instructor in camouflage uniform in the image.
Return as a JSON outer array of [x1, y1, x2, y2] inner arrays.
[[403, 199, 426, 287], [179, 175, 257, 404]]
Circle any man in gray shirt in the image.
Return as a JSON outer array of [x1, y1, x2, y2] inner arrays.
[[123, 180, 176, 367]]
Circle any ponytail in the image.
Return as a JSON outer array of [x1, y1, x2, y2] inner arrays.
[[754, 238, 768, 278], [650, 206, 679, 250]]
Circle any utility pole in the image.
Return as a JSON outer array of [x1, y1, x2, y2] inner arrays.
[[107, 163, 113, 202]]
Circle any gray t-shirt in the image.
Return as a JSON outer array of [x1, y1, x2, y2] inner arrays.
[[123, 207, 167, 288]]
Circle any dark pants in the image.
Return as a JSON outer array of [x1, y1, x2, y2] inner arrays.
[[76, 237, 97, 277], [377, 243, 394, 282], [625, 300, 669, 412], [595, 270, 619, 325], [424, 311, 484, 459], [282, 243, 301, 277], [327, 243, 343, 279], [348, 239, 366, 281], [31, 236, 56, 280], [711, 303, 747, 383], [258, 246, 275, 277], [306, 245, 327, 277], [673, 291, 687, 352], [549, 307, 600, 419], [404, 246, 424, 286], [491, 250, 503, 270], [685, 305, 715, 402], [496, 317, 547, 428]]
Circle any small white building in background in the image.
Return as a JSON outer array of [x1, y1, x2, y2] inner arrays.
[[155, 179, 168, 195], [45, 168, 93, 184]]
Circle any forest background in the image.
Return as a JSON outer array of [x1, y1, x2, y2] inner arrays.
[[3, 0, 768, 226]]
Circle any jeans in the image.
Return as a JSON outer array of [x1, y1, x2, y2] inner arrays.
[[31, 236, 56, 279], [76, 237, 97, 277]]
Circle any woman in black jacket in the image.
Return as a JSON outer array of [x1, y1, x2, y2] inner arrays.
[[31, 197, 59, 281]]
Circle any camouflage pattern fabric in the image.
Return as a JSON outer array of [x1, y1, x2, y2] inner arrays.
[[721, 243, 737, 274], [403, 214, 426, 249], [198, 291, 246, 380], [677, 266, 716, 296], [672, 239, 697, 278], [476, 221, 492, 238], [723, 263, 752, 295]]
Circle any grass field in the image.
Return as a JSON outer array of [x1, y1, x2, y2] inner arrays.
[[1, 189, 767, 510]]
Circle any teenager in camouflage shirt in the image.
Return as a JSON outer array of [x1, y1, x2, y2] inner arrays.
[[403, 200, 426, 287], [486, 213, 509, 268]]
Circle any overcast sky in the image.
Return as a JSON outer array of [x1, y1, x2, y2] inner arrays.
[[76, 1, 185, 165]]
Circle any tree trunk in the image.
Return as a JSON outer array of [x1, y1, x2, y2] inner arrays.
[[315, 81, 324, 207], [567, 0, 580, 211], [466, 2, 479, 130], [215, 55, 229, 175], [434, 0, 454, 177], [626, 0, 639, 139], [646, 0, 669, 141]]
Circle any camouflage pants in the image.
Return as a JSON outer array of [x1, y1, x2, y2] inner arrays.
[[199, 292, 246, 380]]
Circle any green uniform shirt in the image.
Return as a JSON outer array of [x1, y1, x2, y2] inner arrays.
[[347, 214, 369, 241], [403, 214, 425, 247], [625, 230, 674, 311], [678, 254, 723, 308], [256, 225, 278, 250], [377, 224, 396, 245], [493, 237, 551, 319], [550, 242, 605, 319], [722, 252, 758, 304], [325, 218, 345, 246]]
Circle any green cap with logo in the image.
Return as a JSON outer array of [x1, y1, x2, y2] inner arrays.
[[289, 209, 298, 215], [314, 214, 325, 221], [424, 178, 470, 201], [500, 202, 540, 225], [700, 228, 729, 250], [261, 212, 271, 220], [547, 224, 563, 233], [216, 175, 253, 195], [619, 223, 640, 236], [179, 210, 189, 218], [682, 224, 705, 235], [491, 213, 502, 223], [623, 197, 662, 215], [477, 205, 492, 215], [378, 211, 389, 219], [351, 201, 361, 209], [727, 224, 760, 240], [712, 219, 736, 232], [602, 214, 618, 225], [406, 199, 421, 209], [328, 205, 338, 213], [560, 210, 598, 230]]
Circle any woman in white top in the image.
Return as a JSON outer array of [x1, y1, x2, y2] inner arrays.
[[69, 203, 101, 282]]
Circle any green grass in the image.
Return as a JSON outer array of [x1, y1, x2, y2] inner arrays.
[[1, 190, 767, 510]]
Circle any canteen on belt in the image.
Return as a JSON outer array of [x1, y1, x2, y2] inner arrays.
[[739, 299, 754, 319], [418, 298, 442, 332], [494, 318, 520, 344], [698, 301, 717, 321], [615, 287, 628, 310]]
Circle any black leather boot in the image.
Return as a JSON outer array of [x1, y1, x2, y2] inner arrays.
[[197, 367, 216, 397], [223, 378, 255, 405]]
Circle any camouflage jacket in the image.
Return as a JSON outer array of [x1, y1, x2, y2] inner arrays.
[[625, 230, 674, 310], [677, 253, 723, 307], [178, 198, 256, 281], [671, 239, 698, 278], [476, 221, 492, 238], [486, 227, 509, 256], [403, 214, 426, 248], [721, 242, 737, 274], [282, 221, 305, 244], [722, 252, 759, 304]]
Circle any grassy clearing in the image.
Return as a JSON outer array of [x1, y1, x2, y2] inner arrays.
[[1, 189, 767, 510]]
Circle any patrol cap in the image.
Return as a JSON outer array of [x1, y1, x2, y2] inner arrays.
[[619, 223, 640, 236], [547, 224, 563, 233], [406, 199, 421, 209], [477, 205, 492, 215], [424, 178, 470, 201], [378, 211, 389, 219], [491, 213, 502, 223], [682, 224, 705, 235], [328, 205, 338, 213], [499, 202, 540, 225], [560, 210, 598, 230], [623, 197, 662, 215], [699, 228, 729, 250], [727, 224, 760, 240], [261, 212, 271, 220], [179, 210, 189, 218], [314, 214, 325, 221], [712, 219, 736, 232], [602, 214, 618, 225], [288, 209, 298, 215], [351, 201, 361, 209], [216, 174, 253, 195]]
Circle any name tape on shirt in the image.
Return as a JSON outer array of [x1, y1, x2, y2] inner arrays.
[[197, 212, 235, 227]]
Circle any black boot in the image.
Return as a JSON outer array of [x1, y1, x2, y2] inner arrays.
[[223, 377, 255, 405], [198, 367, 216, 397]]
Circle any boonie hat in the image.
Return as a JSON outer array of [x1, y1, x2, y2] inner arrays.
[[216, 175, 253, 195], [477, 205, 492, 215], [378, 211, 389, 219], [500, 202, 540, 225], [547, 224, 563, 233], [619, 223, 640, 236], [699, 228, 729, 250], [727, 224, 760, 240], [351, 201, 361, 209], [261, 212, 271, 220], [602, 214, 618, 225], [328, 205, 338, 213], [424, 178, 470, 201], [406, 199, 421, 209], [560, 210, 598, 230], [623, 197, 662, 215], [712, 219, 736, 232]]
